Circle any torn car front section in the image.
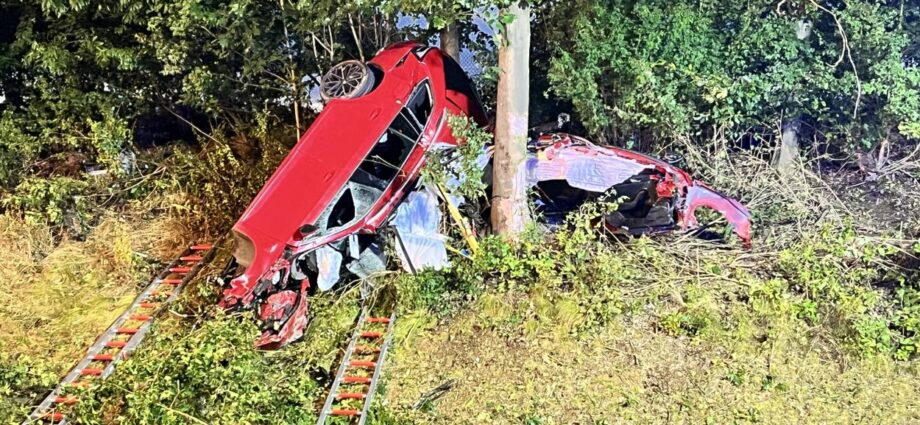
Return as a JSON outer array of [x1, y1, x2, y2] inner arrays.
[[527, 133, 752, 246]]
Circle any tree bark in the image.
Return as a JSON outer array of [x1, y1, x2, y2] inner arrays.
[[491, 2, 531, 237], [439, 22, 460, 62], [773, 118, 801, 173]]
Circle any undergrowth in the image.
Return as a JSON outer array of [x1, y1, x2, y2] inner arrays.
[[69, 312, 319, 424], [381, 219, 919, 423], [2, 124, 919, 424], [0, 127, 287, 423], [60, 253, 363, 425], [392, 213, 919, 361], [378, 147, 920, 423]]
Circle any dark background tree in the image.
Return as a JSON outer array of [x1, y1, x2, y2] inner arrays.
[[539, 0, 920, 161], [1, 0, 918, 232]]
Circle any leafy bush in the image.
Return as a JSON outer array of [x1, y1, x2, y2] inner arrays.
[[0, 354, 57, 421], [392, 201, 634, 334], [70, 311, 320, 425], [774, 224, 912, 356], [392, 194, 918, 360], [542, 0, 920, 153], [3, 177, 89, 231]]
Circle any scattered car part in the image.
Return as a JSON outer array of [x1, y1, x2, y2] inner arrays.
[[25, 243, 216, 425], [527, 133, 752, 246], [392, 189, 449, 271]]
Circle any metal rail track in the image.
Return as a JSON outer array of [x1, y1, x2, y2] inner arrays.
[[316, 307, 397, 425], [23, 243, 216, 424]]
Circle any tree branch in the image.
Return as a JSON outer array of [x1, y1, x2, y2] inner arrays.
[[809, 0, 862, 118]]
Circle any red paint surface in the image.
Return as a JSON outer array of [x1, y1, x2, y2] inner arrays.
[[221, 43, 486, 309]]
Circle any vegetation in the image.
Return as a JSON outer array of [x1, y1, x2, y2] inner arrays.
[[379, 147, 920, 423], [540, 0, 920, 153], [0, 207, 185, 420], [1, 0, 919, 424]]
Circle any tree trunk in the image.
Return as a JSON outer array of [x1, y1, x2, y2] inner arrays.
[[773, 118, 801, 173], [491, 2, 531, 237], [439, 23, 460, 62]]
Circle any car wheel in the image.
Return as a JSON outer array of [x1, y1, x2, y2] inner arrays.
[[320, 60, 375, 101]]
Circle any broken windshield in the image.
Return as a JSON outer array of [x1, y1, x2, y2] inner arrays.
[[312, 81, 433, 236]]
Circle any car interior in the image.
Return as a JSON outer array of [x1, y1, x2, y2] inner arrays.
[[534, 169, 676, 232]]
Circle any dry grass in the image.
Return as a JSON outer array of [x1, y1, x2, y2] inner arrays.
[[0, 200, 191, 377], [382, 291, 920, 424]]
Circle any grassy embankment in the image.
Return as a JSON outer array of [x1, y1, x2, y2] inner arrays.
[[374, 149, 920, 424], [3, 142, 919, 424]]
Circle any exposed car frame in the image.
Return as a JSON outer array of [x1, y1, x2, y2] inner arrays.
[[526, 133, 752, 246]]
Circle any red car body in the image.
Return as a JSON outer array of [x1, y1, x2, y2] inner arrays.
[[528, 133, 752, 246], [221, 42, 486, 347]]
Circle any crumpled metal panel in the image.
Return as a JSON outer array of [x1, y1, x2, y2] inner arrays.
[[259, 290, 297, 323], [254, 280, 310, 349], [683, 182, 753, 247], [524, 146, 647, 193]]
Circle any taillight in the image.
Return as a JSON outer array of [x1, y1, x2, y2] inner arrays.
[[232, 230, 255, 269]]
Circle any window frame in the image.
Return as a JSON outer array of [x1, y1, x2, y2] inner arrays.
[[309, 80, 434, 238]]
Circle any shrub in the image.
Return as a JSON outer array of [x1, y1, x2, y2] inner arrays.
[[3, 177, 89, 232], [70, 311, 320, 425], [541, 0, 920, 154], [0, 354, 58, 421]]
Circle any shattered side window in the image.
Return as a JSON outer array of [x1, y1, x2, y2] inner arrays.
[[326, 188, 356, 228], [315, 81, 433, 234], [407, 83, 432, 129], [357, 81, 432, 182]]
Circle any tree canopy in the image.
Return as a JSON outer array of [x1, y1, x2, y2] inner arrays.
[[1, 0, 918, 227], [540, 0, 920, 152]]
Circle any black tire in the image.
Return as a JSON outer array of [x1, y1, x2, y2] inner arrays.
[[320, 60, 375, 101]]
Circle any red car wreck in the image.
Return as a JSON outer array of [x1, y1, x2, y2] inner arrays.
[[220, 44, 751, 349], [525, 133, 752, 246], [220, 42, 486, 348]]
